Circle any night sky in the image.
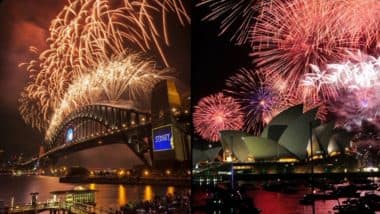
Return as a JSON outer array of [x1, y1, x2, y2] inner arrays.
[[0, 0, 66, 159], [191, 2, 252, 142], [0, 0, 190, 159], [191, 2, 252, 104]]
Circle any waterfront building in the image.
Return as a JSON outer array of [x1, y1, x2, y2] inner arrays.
[[194, 105, 355, 166], [50, 186, 96, 206]]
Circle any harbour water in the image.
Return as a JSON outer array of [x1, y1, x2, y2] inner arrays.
[[0, 176, 189, 210], [247, 189, 337, 214], [193, 178, 380, 214], [193, 186, 336, 214]]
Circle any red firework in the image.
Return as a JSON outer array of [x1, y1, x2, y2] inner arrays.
[[337, 0, 380, 49], [251, 0, 360, 92], [224, 68, 298, 134], [193, 93, 244, 142]]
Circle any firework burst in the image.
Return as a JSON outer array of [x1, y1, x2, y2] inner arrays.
[[224, 68, 297, 134], [19, 0, 189, 135], [43, 53, 171, 141], [251, 0, 364, 92], [301, 51, 380, 130], [193, 93, 244, 142], [197, 0, 258, 44], [301, 51, 380, 100], [336, 0, 380, 49], [199, 0, 380, 48]]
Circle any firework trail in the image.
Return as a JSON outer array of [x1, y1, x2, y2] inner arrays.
[[197, 0, 258, 44], [301, 51, 380, 99], [336, 0, 380, 49], [193, 93, 244, 142], [199, 0, 380, 73], [44, 53, 171, 141], [197, 0, 380, 129], [19, 0, 189, 136], [224, 68, 297, 134], [251, 0, 366, 92], [301, 51, 380, 130]]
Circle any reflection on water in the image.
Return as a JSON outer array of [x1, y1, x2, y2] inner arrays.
[[249, 189, 338, 214], [167, 186, 175, 195], [0, 176, 188, 210], [115, 185, 177, 206], [144, 185, 153, 201], [193, 187, 336, 214], [89, 183, 96, 190], [118, 185, 127, 206]]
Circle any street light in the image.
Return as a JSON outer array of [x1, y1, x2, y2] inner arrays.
[[166, 169, 171, 175], [118, 170, 125, 177]]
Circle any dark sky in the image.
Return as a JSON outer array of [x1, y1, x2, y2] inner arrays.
[[191, 2, 252, 142], [0, 0, 66, 159], [0, 0, 190, 159], [191, 2, 251, 104]]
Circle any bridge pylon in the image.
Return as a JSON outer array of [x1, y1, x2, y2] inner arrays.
[[150, 80, 191, 169]]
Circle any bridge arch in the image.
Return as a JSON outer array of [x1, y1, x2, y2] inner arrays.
[[40, 103, 152, 166], [48, 104, 150, 148]]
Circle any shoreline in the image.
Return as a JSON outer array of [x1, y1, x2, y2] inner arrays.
[[60, 176, 191, 186]]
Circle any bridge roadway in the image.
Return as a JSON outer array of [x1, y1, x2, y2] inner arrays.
[[21, 124, 151, 168], [20, 102, 153, 169]]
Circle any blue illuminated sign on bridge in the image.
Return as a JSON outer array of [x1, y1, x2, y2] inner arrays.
[[66, 128, 74, 143], [152, 125, 173, 151]]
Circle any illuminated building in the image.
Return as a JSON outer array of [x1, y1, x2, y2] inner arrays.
[[195, 105, 353, 164], [50, 186, 96, 207]]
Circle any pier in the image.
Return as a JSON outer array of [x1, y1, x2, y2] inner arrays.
[[2, 187, 96, 214], [8, 202, 94, 214]]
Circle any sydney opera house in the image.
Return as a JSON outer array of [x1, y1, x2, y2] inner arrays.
[[193, 105, 355, 165]]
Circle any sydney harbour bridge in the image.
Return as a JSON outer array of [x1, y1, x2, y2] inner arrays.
[[20, 80, 191, 170]]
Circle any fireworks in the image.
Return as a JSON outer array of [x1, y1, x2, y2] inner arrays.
[[44, 54, 171, 140], [19, 0, 189, 137], [197, 0, 380, 133], [301, 51, 380, 99], [224, 68, 296, 134], [193, 93, 244, 142], [200, 0, 380, 87], [251, 0, 365, 92], [336, 0, 380, 49], [331, 89, 380, 131], [302, 51, 380, 130], [197, 0, 258, 44]]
